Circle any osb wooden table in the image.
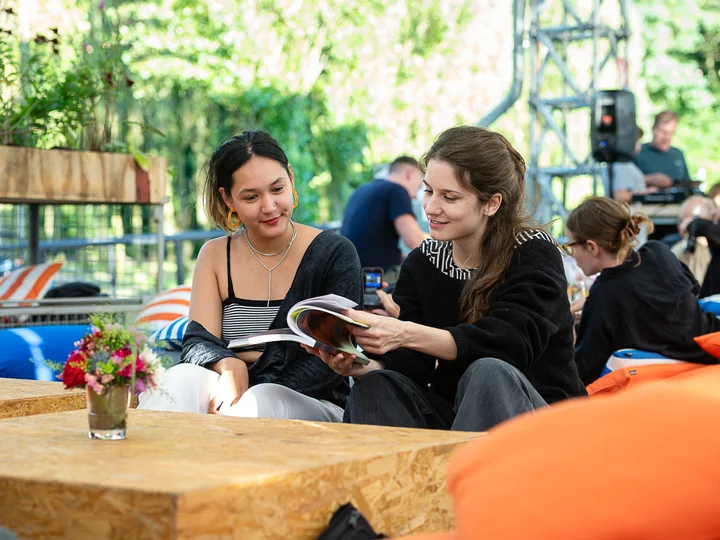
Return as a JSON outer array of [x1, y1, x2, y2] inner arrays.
[[0, 409, 482, 540], [0, 378, 85, 419]]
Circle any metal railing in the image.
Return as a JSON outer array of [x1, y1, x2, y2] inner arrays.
[[0, 297, 146, 330], [0, 221, 344, 297]]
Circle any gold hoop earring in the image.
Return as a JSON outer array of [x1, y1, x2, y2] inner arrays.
[[292, 188, 299, 209], [227, 208, 241, 232]]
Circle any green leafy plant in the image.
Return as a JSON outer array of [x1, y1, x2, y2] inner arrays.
[[0, 0, 156, 153], [0, 13, 67, 147]]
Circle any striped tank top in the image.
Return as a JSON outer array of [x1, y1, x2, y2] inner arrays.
[[221, 236, 283, 344]]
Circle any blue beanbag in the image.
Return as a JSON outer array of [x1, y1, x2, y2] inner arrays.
[[699, 295, 720, 316], [0, 325, 90, 380]]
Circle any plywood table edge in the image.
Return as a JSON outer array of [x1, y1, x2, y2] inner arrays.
[[0, 392, 86, 419], [0, 431, 482, 495], [173, 437, 481, 539], [180, 432, 482, 492]]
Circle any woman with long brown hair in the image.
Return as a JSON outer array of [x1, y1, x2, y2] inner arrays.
[[307, 125, 587, 432], [565, 196, 720, 385]]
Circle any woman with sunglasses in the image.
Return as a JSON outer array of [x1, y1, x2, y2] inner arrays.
[[306, 126, 587, 432], [565, 197, 720, 385]]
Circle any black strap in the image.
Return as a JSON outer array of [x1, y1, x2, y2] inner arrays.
[[226, 236, 236, 299], [316, 503, 387, 540]]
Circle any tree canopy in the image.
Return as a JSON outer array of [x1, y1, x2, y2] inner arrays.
[[2, 0, 718, 230]]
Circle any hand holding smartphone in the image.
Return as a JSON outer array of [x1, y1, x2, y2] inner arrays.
[[362, 267, 383, 310]]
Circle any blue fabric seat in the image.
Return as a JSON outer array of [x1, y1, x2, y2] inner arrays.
[[699, 294, 720, 316], [0, 325, 89, 380]]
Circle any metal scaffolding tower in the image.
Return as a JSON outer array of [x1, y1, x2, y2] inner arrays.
[[480, 0, 631, 226], [530, 0, 630, 223]]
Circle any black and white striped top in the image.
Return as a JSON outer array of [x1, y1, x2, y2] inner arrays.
[[419, 229, 557, 280], [221, 236, 283, 345], [419, 240, 474, 280], [222, 298, 282, 343]]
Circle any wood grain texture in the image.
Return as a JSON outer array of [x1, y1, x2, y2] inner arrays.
[[0, 379, 85, 419], [0, 409, 482, 539], [0, 146, 167, 204]]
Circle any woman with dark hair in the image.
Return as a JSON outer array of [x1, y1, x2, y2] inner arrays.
[[565, 196, 720, 385], [139, 130, 362, 420], [307, 125, 587, 432]]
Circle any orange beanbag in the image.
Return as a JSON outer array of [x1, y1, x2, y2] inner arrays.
[[694, 331, 720, 359], [586, 362, 709, 396], [397, 366, 720, 540]]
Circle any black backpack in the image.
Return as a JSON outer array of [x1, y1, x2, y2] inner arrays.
[[317, 503, 388, 540]]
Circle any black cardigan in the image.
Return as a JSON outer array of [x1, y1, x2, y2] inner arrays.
[[181, 230, 363, 406], [575, 240, 720, 385], [381, 233, 587, 404]]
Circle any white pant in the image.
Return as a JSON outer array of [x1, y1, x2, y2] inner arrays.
[[137, 363, 343, 422]]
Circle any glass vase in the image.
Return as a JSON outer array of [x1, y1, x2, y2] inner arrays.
[[86, 385, 131, 440]]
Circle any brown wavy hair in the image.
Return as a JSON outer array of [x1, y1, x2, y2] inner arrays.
[[565, 197, 654, 263], [423, 126, 535, 322]]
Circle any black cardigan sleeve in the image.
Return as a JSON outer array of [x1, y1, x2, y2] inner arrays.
[[181, 320, 238, 368], [378, 251, 437, 387], [444, 239, 568, 374]]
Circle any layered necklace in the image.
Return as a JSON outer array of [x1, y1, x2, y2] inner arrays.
[[244, 221, 298, 307]]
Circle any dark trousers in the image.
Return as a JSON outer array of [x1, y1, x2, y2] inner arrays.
[[344, 357, 548, 432]]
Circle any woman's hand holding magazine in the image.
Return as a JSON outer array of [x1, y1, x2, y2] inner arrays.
[[344, 308, 410, 355], [301, 307, 392, 377], [300, 345, 363, 377]]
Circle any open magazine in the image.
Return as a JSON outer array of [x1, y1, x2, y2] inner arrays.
[[227, 294, 370, 364]]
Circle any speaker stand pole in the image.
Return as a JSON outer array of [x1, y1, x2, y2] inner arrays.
[[605, 148, 615, 200], [607, 160, 615, 200]]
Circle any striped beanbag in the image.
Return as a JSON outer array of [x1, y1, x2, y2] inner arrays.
[[148, 315, 188, 351], [0, 262, 63, 302], [601, 349, 683, 377], [135, 285, 191, 331]]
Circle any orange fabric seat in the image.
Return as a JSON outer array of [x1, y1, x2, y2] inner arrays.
[[586, 362, 710, 396], [396, 366, 720, 540]]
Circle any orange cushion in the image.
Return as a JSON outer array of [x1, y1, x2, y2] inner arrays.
[[442, 366, 720, 539], [134, 285, 192, 330], [694, 331, 720, 359], [394, 534, 456, 540], [0, 262, 63, 301], [586, 362, 710, 396]]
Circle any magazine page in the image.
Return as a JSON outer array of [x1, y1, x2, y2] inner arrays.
[[228, 329, 314, 350], [292, 310, 369, 364], [288, 294, 370, 363], [289, 295, 369, 324]]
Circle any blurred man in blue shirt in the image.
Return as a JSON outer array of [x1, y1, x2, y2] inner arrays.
[[634, 111, 690, 186], [341, 156, 427, 275]]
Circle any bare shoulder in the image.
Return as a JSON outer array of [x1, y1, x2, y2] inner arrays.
[[294, 222, 323, 241], [195, 235, 230, 271], [292, 223, 325, 251], [198, 234, 229, 257]]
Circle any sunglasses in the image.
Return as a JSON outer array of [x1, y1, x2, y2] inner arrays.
[[560, 241, 587, 256]]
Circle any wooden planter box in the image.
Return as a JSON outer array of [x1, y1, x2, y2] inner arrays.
[[0, 145, 167, 204]]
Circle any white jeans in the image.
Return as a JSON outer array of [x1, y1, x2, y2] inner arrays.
[[137, 363, 343, 422]]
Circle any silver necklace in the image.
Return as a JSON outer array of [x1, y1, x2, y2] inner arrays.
[[246, 221, 297, 256], [244, 222, 297, 306]]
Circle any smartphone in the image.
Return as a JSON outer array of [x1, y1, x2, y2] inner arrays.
[[362, 267, 384, 309]]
